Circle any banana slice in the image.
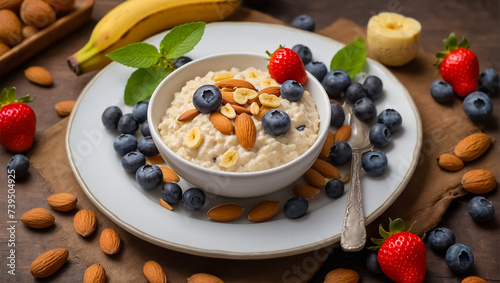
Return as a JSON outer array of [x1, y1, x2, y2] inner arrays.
[[245, 70, 260, 80], [234, 88, 258, 104], [220, 103, 237, 119], [214, 72, 234, 81], [367, 12, 421, 66], [220, 150, 239, 168], [259, 93, 281, 108], [184, 127, 203, 149], [250, 102, 260, 115], [261, 78, 279, 88]]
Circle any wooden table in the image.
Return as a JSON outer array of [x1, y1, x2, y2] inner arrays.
[[1, 1, 498, 282]]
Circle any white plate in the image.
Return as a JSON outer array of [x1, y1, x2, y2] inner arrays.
[[66, 22, 422, 259]]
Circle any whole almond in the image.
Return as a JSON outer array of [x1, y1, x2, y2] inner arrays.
[[143, 260, 167, 283], [230, 104, 252, 115], [303, 168, 327, 187], [207, 203, 244, 222], [319, 132, 335, 159], [47, 193, 77, 211], [55, 100, 75, 116], [254, 105, 272, 120], [100, 228, 121, 255], [74, 209, 97, 237], [461, 276, 487, 283], [188, 273, 224, 283], [159, 166, 179, 183], [0, 9, 23, 46], [25, 66, 53, 86], [247, 200, 279, 222], [341, 173, 351, 183], [311, 159, 341, 179], [217, 78, 255, 90], [437, 153, 464, 171], [210, 112, 233, 135], [454, 133, 491, 162], [221, 91, 237, 104], [20, 0, 56, 29], [146, 155, 165, 165], [177, 109, 200, 122], [334, 125, 352, 142], [293, 184, 320, 200], [461, 169, 497, 194], [21, 208, 55, 228], [159, 198, 173, 211], [84, 264, 106, 283], [30, 248, 69, 278], [234, 113, 256, 150], [324, 268, 359, 283]]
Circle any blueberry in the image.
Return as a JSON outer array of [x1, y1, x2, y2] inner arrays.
[[132, 101, 148, 123], [192, 85, 222, 113], [161, 183, 182, 204], [330, 102, 345, 128], [305, 61, 327, 82], [463, 91, 493, 122], [174, 56, 192, 68], [430, 80, 455, 103], [121, 151, 146, 174], [284, 196, 309, 219], [362, 151, 388, 176], [468, 196, 494, 222], [366, 253, 383, 274], [296, 125, 306, 131], [292, 44, 312, 65], [262, 110, 291, 136], [445, 243, 474, 274], [329, 141, 352, 166], [428, 227, 456, 254], [135, 164, 163, 190], [140, 121, 150, 136], [7, 154, 30, 180], [101, 106, 122, 130], [322, 69, 351, 98], [137, 136, 159, 157], [291, 14, 315, 31], [353, 97, 377, 123], [369, 123, 391, 148], [280, 80, 304, 102], [363, 75, 383, 101], [378, 109, 402, 133], [478, 68, 499, 96], [182, 188, 206, 212], [345, 82, 367, 104], [117, 113, 139, 134], [113, 134, 138, 156], [325, 179, 344, 199]]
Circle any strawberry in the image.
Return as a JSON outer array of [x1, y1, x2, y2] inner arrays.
[[369, 218, 426, 283], [0, 87, 36, 153], [267, 47, 307, 85], [436, 33, 479, 97]]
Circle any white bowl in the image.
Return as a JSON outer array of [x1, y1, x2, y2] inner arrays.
[[148, 53, 331, 198]]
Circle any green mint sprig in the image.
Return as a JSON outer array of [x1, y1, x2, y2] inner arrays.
[[106, 22, 206, 105], [330, 37, 367, 79]]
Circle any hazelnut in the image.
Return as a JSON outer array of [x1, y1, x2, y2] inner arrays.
[[20, 0, 56, 29], [0, 9, 23, 46]]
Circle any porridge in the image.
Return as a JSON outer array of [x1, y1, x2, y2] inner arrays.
[[158, 67, 320, 172]]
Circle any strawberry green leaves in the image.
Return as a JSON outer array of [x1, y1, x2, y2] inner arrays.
[[436, 32, 469, 62], [330, 38, 366, 79], [368, 218, 421, 250], [0, 87, 35, 107]]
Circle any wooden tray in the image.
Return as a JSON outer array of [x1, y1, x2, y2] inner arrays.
[[0, 0, 94, 77]]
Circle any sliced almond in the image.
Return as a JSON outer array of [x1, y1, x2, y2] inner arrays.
[[249, 102, 260, 115], [319, 132, 335, 159], [210, 112, 233, 135], [159, 166, 179, 183], [24, 66, 52, 86], [311, 159, 341, 179], [293, 184, 320, 200], [207, 203, 244, 222], [218, 78, 256, 90], [334, 125, 352, 142], [231, 104, 252, 115], [234, 113, 256, 150], [303, 168, 327, 187], [73, 209, 97, 237], [248, 200, 279, 222], [177, 109, 200, 122], [221, 91, 238, 105], [100, 228, 121, 255], [54, 100, 75, 117], [159, 199, 173, 211]]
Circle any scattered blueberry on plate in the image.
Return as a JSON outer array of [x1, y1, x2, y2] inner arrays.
[[353, 97, 377, 123], [291, 14, 315, 31], [280, 80, 304, 102], [330, 102, 345, 128], [369, 123, 391, 149], [378, 109, 402, 133], [428, 227, 456, 254], [174, 56, 192, 68], [430, 80, 455, 103], [101, 106, 123, 130], [305, 61, 327, 82], [345, 82, 367, 105], [135, 164, 163, 190], [182, 188, 206, 212], [445, 243, 474, 274], [284, 196, 309, 219], [121, 151, 146, 174], [322, 69, 351, 98], [140, 121, 150, 136], [262, 109, 291, 136], [162, 183, 183, 204], [117, 113, 139, 134], [7, 154, 30, 180], [325, 179, 344, 199], [363, 75, 383, 101], [192, 85, 222, 113], [468, 196, 494, 222], [292, 44, 312, 65], [113, 134, 138, 156], [137, 136, 159, 157], [330, 141, 352, 166], [362, 151, 388, 176], [478, 68, 499, 96], [463, 91, 493, 122], [132, 101, 149, 123]]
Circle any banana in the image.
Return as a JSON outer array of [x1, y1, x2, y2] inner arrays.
[[220, 103, 236, 119], [233, 88, 258, 104], [220, 149, 238, 168], [184, 127, 203, 149], [367, 12, 421, 66], [67, 0, 241, 75], [259, 93, 280, 108]]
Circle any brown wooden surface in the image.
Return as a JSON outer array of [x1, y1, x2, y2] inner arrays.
[[1, 0, 499, 282]]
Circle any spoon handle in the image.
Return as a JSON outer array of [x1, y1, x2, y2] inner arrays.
[[340, 150, 366, 252]]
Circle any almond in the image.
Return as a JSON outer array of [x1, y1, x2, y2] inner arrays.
[[20, 0, 56, 29], [146, 155, 165, 165], [207, 203, 244, 222], [311, 159, 341, 179], [342, 173, 351, 183], [247, 200, 279, 222], [293, 184, 320, 200], [188, 273, 224, 283], [84, 264, 106, 283], [319, 132, 335, 159], [30, 248, 68, 278], [210, 112, 233, 135], [21, 208, 55, 228], [0, 9, 22, 46], [249, 102, 260, 115], [437, 153, 464, 171], [334, 125, 352, 142], [454, 133, 491, 162], [177, 109, 200, 122], [158, 166, 179, 183], [54, 100, 75, 116], [461, 276, 487, 283], [143, 260, 167, 283], [100, 228, 121, 255], [217, 78, 255, 90], [303, 168, 327, 187], [230, 104, 252, 115], [221, 91, 237, 104], [461, 169, 497, 194], [24, 66, 53, 86], [47, 193, 77, 211], [158, 198, 173, 211], [74, 209, 97, 237], [254, 105, 273, 120], [324, 268, 359, 283], [234, 113, 256, 150]]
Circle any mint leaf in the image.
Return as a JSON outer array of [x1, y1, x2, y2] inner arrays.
[[124, 66, 170, 105], [330, 38, 366, 79], [160, 22, 205, 59], [107, 43, 161, 68]]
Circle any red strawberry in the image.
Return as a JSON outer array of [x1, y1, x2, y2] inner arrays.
[[0, 87, 36, 152], [436, 33, 479, 97], [267, 47, 307, 85], [369, 218, 426, 283]]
